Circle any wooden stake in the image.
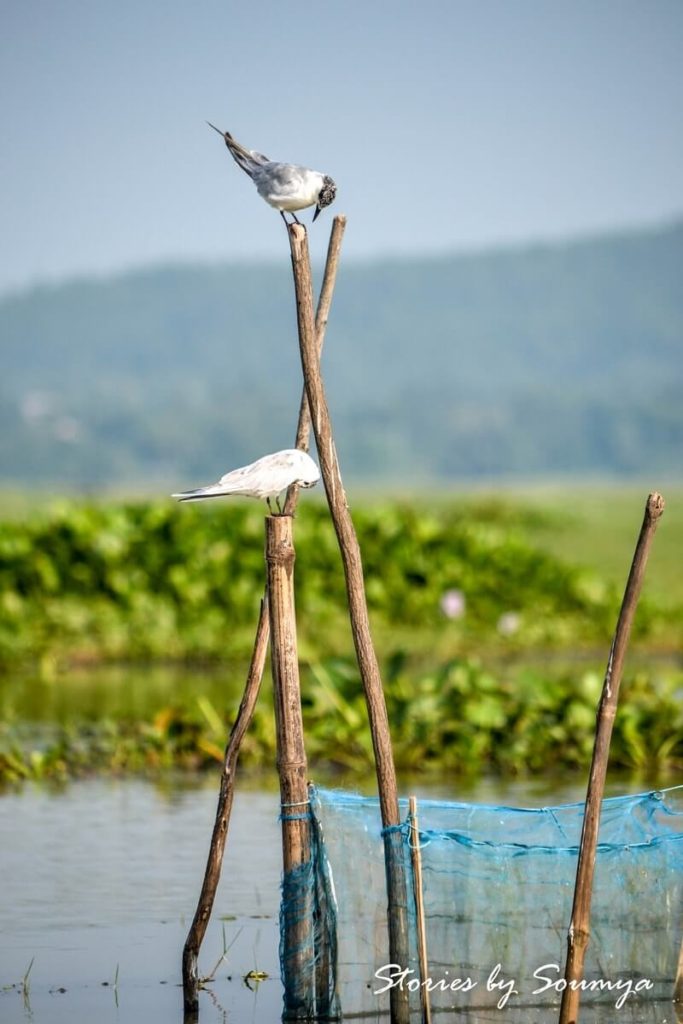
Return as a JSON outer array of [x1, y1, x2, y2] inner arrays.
[[559, 492, 665, 1024], [674, 934, 683, 1009], [182, 599, 268, 1016], [286, 222, 410, 1023], [181, 216, 346, 1014], [284, 216, 347, 513], [409, 796, 432, 1024], [266, 514, 313, 1018]]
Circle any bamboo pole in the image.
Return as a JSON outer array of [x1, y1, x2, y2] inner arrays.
[[674, 935, 683, 1011], [409, 796, 432, 1024], [182, 600, 268, 1018], [266, 514, 314, 1018], [286, 222, 411, 1024], [181, 217, 346, 1015], [558, 492, 665, 1024], [285, 216, 347, 513]]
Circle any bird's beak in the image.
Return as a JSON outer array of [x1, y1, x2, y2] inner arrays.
[[312, 204, 321, 223], [206, 121, 224, 137]]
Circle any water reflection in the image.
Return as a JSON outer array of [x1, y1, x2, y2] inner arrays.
[[0, 664, 248, 723]]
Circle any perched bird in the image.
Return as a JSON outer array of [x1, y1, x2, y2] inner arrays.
[[172, 449, 320, 514], [207, 122, 337, 225]]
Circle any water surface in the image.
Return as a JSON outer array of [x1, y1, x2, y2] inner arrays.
[[1, 774, 674, 1024]]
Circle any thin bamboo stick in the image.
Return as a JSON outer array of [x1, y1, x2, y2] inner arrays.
[[674, 934, 683, 1009], [285, 216, 347, 513], [181, 217, 346, 1015], [558, 492, 665, 1024], [286, 223, 410, 1024], [266, 514, 313, 1018], [409, 796, 432, 1024], [182, 599, 268, 1017]]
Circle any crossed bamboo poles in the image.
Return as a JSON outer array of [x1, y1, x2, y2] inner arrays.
[[182, 216, 410, 1022]]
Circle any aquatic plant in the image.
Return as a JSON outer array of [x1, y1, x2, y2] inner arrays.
[[1, 498, 670, 670], [1, 657, 680, 785]]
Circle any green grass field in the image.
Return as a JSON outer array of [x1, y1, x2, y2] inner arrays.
[[404, 483, 683, 608], [511, 487, 682, 607]]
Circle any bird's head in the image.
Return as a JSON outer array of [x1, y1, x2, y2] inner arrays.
[[289, 449, 321, 489], [298, 456, 321, 489], [313, 176, 337, 222]]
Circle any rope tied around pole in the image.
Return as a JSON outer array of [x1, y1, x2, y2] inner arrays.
[[280, 798, 313, 823]]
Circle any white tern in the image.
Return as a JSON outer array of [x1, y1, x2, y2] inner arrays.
[[172, 449, 320, 513]]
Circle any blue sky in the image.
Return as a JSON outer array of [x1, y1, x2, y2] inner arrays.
[[2, 0, 682, 294]]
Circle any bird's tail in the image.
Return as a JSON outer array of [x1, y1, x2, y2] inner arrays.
[[171, 485, 230, 502], [207, 122, 269, 180]]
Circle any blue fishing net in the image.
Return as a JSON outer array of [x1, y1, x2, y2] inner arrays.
[[279, 785, 683, 1021], [279, 792, 341, 1020]]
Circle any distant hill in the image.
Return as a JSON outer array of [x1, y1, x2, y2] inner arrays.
[[1, 221, 682, 488]]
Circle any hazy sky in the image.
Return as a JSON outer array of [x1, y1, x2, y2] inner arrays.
[[2, 0, 682, 294]]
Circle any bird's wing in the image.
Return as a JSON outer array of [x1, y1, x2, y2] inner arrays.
[[172, 463, 263, 500], [220, 451, 305, 498], [216, 462, 263, 495], [171, 483, 229, 502], [252, 163, 311, 199], [223, 132, 271, 179]]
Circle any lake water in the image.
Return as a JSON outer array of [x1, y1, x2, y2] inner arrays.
[[1, 774, 678, 1024]]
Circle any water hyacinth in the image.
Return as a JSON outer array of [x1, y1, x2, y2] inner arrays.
[[0, 497, 670, 669], [497, 611, 521, 637], [440, 589, 466, 620], [0, 657, 681, 784]]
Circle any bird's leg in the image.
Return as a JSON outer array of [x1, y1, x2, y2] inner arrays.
[[275, 495, 283, 515], [280, 210, 301, 228], [266, 497, 274, 515]]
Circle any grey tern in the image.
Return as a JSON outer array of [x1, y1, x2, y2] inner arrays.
[[207, 122, 337, 225]]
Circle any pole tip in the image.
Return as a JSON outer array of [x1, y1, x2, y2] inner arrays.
[[646, 492, 665, 520]]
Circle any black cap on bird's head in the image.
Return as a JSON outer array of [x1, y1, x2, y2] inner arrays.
[[313, 175, 337, 222]]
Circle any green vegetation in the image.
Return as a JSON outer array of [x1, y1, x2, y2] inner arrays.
[[1, 657, 681, 785], [498, 486, 683, 609], [2, 496, 679, 671], [1, 221, 682, 487], [413, 485, 683, 610], [0, 492, 680, 785]]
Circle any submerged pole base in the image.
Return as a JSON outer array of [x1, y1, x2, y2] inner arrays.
[[182, 950, 199, 1020]]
